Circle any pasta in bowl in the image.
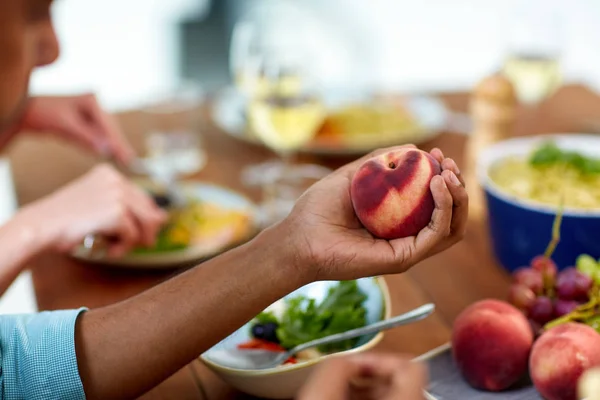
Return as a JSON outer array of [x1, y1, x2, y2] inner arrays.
[[477, 134, 600, 273]]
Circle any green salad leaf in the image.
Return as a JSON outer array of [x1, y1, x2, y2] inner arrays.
[[130, 229, 188, 254], [529, 141, 600, 175], [255, 280, 368, 353]]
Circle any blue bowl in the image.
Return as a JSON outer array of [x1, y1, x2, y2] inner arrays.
[[477, 134, 600, 273]]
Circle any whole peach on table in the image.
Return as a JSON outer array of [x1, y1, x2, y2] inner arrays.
[[530, 322, 600, 400], [451, 299, 534, 391], [350, 148, 441, 239]]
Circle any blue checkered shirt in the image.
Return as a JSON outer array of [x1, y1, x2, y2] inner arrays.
[[0, 308, 87, 399]]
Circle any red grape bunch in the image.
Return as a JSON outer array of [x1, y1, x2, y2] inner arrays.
[[508, 254, 598, 332], [506, 203, 600, 334]]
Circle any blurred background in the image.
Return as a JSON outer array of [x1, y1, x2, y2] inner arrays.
[[30, 0, 600, 111], [7, 0, 600, 317]]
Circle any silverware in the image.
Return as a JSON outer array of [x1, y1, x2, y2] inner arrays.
[[80, 233, 109, 259], [204, 303, 435, 370], [127, 158, 187, 208]]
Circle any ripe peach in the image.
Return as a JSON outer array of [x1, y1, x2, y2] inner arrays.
[[451, 299, 533, 391], [530, 322, 600, 400], [350, 148, 441, 239]]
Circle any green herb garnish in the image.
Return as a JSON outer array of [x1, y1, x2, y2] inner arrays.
[[529, 141, 600, 175], [255, 280, 368, 353]]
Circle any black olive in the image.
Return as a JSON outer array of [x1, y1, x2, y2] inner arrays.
[[151, 193, 172, 209], [251, 322, 279, 343]]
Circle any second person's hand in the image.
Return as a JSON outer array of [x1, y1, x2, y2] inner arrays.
[[19, 164, 167, 257], [298, 353, 428, 400], [17, 95, 135, 165]]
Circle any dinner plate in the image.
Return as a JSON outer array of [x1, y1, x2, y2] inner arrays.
[[71, 182, 259, 269], [211, 86, 450, 156], [415, 343, 543, 399]]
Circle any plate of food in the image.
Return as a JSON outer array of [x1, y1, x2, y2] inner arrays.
[[201, 278, 393, 399], [211, 86, 449, 156], [72, 181, 259, 268]]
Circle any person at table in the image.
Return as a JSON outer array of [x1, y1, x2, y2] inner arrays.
[[0, 106, 166, 294], [0, 1, 468, 399], [0, 20, 166, 293]]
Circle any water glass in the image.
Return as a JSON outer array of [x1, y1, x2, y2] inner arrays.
[[243, 162, 332, 227], [137, 84, 207, 183]]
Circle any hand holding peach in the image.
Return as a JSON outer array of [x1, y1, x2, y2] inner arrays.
[[283, 145, 468, 281]]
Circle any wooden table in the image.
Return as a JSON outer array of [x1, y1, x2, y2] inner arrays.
[[7, 84, 600, 399]]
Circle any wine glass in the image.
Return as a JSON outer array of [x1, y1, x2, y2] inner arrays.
[[132, 83, 207, 201], [502, 4, 563, 106], [246, 49, 326, 163]]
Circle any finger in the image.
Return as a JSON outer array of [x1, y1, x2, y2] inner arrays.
[[349, 354, 418, 399], [443, 170, 469, 241], [81, 94, 136, 164], [104, 209, 140, 258], [410, 175, 453, 260], [298, 356, 362, 400], [429, 147, 444, 164], [441, 158, 465, 187], [125, 185, 168, 247], [336, 144, 418, 179], [389, 361, 428, 400], [352, 353, 413, 378]]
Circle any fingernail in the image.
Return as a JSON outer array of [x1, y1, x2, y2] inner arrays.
[[450, 171, 461, 185]]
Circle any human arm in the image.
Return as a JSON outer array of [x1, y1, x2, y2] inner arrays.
[[0, 309, 88, 400], [1, 95, 134, 164], [73, 145, 467, 400], [0, 164, 165, 296], [0, 211, 52, 296]]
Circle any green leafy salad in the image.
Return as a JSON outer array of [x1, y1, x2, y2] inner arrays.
[[529, 141, 600, 175], [241, 280, 369, 355]]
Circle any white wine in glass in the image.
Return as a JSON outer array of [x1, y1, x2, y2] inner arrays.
[[248, 93, 325, 152], [503, 53, 561, 105], [503, 3, 563, 105], [246, 51, 325, 155]]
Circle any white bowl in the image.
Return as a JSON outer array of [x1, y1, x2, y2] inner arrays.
[[200, 277, 391, 399]]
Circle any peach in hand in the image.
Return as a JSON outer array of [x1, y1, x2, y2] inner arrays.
[[350, 148, 441, 239], [530, 322, 600, 400], [451, 299, 533, 391]]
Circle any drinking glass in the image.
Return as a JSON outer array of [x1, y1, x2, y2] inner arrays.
[[245, 49, 326, 164], [243, 162, 333, 227], [502, 4, 563, 105], [230, 4, 328, 223], [134, 83, 207, 186]]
